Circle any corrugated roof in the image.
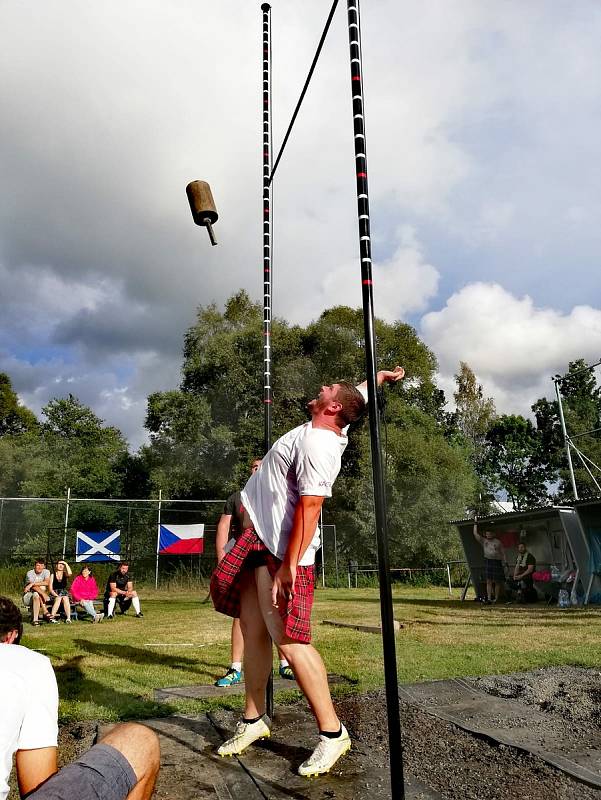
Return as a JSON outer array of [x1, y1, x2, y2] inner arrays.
[[449, 505, 571, 526]]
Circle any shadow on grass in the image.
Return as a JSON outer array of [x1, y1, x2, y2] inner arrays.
[[55, 655, 177, 721], [73, 638, 220, 675]]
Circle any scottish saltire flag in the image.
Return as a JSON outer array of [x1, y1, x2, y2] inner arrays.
[[76, 530, 121, 562], [158, 524, 204, 555]]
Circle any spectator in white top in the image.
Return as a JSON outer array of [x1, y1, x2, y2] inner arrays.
[[473, 518, 507, 603], [0, 596, 160, 800], [23, 558, 56, 625]]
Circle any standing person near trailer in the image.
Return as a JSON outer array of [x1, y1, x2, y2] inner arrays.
[[214, 459, 294, 687], [211, 366, 405, 777], [473, 518, 507, 603], [105, 563, 143, 618], [49, 560, 73, 623]]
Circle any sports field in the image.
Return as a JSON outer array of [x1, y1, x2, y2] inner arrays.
[[13, 586, 601, 723]]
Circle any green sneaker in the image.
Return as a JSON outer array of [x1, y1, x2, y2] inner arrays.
[[279, 664, 295, 680], [215, 668, 242, 687]]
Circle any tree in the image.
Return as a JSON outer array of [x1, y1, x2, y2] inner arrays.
[[481, 414, 553, 511], [452, 362, 496, 461], [146, 291, 478, 565], [0, 373, 37, 435], [533, 360, 601, 500]]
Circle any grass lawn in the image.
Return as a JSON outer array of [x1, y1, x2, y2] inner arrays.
[[15, 586, 601, 723]]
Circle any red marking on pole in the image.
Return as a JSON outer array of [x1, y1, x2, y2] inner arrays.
[[357, 172, 367, 178], [352, 75, 361, 81], [264, 399, 273, 404], [362, 279, 373, 285]]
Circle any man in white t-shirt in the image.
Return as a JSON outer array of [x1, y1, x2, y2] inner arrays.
[[0, 596, 160, 800], [211, 367, 405, 776], [23, 558, 55, 625]]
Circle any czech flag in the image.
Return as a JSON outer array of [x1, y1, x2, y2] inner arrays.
[[158, 524, 204, 555]]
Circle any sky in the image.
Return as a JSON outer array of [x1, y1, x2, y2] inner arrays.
[[2, 0, 601, 449]]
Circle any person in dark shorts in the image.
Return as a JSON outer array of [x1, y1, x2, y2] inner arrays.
[[104, 563, 143, 618], [473, 518, 507, 603], [210, 366, 405, 776], [0, 596, 159, 800]]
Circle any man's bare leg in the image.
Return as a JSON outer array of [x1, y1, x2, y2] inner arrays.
[[100, 722, 160, 800], [238, 570, 272, 719], [231, 617, 244, 665], [254, 566, 339, 732], [32, 593, 41, 622]]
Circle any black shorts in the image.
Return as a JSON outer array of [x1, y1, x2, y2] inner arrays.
[[485, 558, 505, 582], [27, 743, 136, 800]]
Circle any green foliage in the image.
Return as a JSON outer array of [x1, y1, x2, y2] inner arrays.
[[0, 373, 37, 436], [533, 360, 601, 501], [481, 414, 553, 511], [142, 291, 477, 564]]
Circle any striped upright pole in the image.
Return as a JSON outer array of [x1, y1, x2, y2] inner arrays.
[[262, 2, 272, 453], [261, 2, 275, 722], [346, 2, 405, 797]]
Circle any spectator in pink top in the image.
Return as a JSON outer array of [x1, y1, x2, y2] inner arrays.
[[70, 567, 104, 623]]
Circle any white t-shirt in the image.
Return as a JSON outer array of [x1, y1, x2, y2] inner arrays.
[[241, 422, 349, 566], [0, 644, 58, 800]]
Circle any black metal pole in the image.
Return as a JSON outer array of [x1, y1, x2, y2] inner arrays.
[[261, 1, 274, 722], [346, 1, 405, 797]]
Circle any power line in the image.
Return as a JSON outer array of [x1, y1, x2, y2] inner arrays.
[[268, 0, 339, 185]]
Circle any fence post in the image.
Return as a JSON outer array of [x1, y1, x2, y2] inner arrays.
[[447, 563, 452, 595], [62, 487, 71, 559], [154, 489, 162, 590]]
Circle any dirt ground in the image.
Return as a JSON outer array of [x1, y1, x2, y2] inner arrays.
[[340, 667, 601, 800]]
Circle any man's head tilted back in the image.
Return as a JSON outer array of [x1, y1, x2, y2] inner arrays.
[[334, 381, 366, 427], [0, 596, 23, 645]]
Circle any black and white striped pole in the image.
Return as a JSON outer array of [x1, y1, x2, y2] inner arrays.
[[346, 1, 405, 797], [261, 1, 275, 722], [262, 2, 273, 452]]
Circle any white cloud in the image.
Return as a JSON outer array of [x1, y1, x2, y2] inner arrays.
[[2, 1, 601, 446], [421, 282, 601, 413], [317, 227, 439, 323]]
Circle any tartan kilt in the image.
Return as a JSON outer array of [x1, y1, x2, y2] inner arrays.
[[210, 527, 315, 644]]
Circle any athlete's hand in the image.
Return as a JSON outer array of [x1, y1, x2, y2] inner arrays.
[[272, 564, 297, 608], [377, 366, 405, 385]]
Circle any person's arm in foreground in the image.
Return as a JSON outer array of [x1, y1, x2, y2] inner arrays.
[[215, 513, 233, 564], [272, 495, 325, 607], [16, 748, 57, 797], [357, 365, 405, 393]]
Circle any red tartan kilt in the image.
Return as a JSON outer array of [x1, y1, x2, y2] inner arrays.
[[210, 527, 315, 644]]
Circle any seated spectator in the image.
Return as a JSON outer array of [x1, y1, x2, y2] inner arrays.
[[70, 566, 104, 623], [509, 542, 537, 603], [49, 560, 73, 623], [0, 595, 159, 800], [23, 558, 56, 626], [104, 563, 143, 619]]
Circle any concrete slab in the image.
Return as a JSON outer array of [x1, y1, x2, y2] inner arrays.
[[155, 673, 356, 702], [399, 677, 601, 790]]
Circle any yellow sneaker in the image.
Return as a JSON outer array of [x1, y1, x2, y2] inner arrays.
[[217, 716, 271, 757]]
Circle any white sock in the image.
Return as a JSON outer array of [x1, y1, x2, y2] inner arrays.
[[108, 597, 116, 616], [132, 596, 141, 614], [280, 658, 289, 667], [231, 662, 242, 672]]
